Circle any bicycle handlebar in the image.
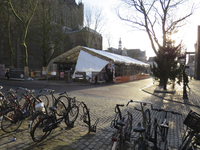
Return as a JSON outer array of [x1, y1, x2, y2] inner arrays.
[[40, 88, 55, 93], [126, 100, 153, 109], [152, 108, 182, 115], [18, 87, 31, 93], [126, 100, 181, 115], [59, 92, 68, 96]]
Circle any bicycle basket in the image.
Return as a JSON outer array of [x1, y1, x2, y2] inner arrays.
[[183, 111, 200, 133]]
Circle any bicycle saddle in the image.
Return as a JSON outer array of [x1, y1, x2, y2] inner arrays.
[[117, 118, 125, 126], [133, 122, 145, 132], [49, 107, 56, 112]]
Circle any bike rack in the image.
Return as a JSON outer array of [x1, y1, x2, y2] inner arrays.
[[79, 102, 99, 133]]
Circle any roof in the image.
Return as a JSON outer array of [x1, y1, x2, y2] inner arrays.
[[50, 46, 149, 67]]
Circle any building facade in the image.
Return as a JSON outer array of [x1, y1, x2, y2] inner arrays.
[[0, 0, 102, 73]]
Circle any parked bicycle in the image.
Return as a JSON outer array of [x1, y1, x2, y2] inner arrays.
[[111, 101, 133, 150], [178, 110, 200, 150], [1, 87, 43, 133], [128, 100, 181, 150], [29, 88, 69, 132], [0, 86, 19, 115], [30, 96, 79, 142]]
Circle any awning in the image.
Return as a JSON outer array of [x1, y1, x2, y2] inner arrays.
[[49, 46, 149, 78], [50, 46, 149, 66]]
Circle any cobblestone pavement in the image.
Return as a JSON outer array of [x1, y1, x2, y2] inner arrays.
[[0, 79, 200, 150]]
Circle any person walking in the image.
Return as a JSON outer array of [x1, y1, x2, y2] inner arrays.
[[184, 73, 190, 89], [5, 69, 10, 80], [95, 74, 99, 85], [105, 74, 109, 85]]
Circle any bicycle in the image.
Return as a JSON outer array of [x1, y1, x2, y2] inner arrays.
[[178, 110, 200, 150], [29, 88, 69, 132], [1, 87, 43, 133], [128, 100, 181, 150], [30, 96, 79, 142], [0, 86, 19, 114], [110, 101, 133, 150]]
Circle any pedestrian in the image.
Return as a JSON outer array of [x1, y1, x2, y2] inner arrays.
[[184, 73, 190, 89], [5, 69, 10, 80], [105, 74, 109, 85], [95, 74, 99, 85]]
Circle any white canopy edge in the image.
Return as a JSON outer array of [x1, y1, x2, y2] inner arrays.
[[82, 47, 149, 66], [50, 46, 149, 67]]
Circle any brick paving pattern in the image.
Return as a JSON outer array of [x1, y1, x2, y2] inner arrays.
[[0, 79, 200, 150]]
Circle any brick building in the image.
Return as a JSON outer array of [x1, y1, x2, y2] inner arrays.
[[0, 0, 102, 72]]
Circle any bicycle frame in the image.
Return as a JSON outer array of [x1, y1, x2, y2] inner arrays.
[[111, 102, 133, 150]]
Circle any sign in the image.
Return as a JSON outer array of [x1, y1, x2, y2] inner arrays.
[[42, 71, 46, 75], [60, 72, 64, 78], [51, 71, 56, 75], [0, 64, 5, 69], [110, 63, 114, 69]]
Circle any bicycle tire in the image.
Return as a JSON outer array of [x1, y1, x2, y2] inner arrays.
[[144, 109, 151, 137], [1, 109, 23, 133], [179, 131, 195, 150], [29, 112, 47, 132], [37, 94, 49, 108], [65, 104, 79, 127], [125, 113, 133, 142], [29, 98, 48, 132], [133, 139, 146, 150], [55, 96, 68, 116], [31, 116, 52, 142]]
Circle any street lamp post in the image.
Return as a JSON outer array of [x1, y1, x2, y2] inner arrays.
[[178, 55, 188, 99], [182, 66, 188, 99]]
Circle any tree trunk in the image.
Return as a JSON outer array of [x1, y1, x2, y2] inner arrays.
[[42, 67, 47, 75], [24, 66, 29, 79], [159, 78, 167, 90]]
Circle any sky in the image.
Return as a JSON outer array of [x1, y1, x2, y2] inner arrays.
[[76, 0, 200, 59]]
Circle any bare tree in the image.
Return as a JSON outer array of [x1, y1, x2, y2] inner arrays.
[[105, 32, 113, 49], [27, 0, 67, 73], [83, 5, 106, 48], [117, 0, 196, 55], [8, 0, 39, 78], [0, 0, 14, 68]]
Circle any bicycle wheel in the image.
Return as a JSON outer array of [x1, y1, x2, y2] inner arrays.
[[1, 109, 23, 133], [144, 109, 151, 137], [55, 96, 68, 116], [133, 138, 147, 150], [37, 94, 49, 108], [31, 116, 52, 142], [29, 112, 48, 132], [125, 113, 133, 142], [179, 131, 194, 150], [65, 104, 79, 127]]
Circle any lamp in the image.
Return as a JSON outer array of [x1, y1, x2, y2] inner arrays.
[[178, 54, 188, 99]]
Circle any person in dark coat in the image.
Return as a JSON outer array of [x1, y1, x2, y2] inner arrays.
[[5, 70, 10, 80], [184, 73, 190, 89], [95, 74, 99, 85], [105, 74, 109, 85]]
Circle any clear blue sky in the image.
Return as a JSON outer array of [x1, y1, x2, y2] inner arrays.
[[77, 0, 200, 58]]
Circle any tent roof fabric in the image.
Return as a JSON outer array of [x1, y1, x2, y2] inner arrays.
[[50, 46, 149, 67]]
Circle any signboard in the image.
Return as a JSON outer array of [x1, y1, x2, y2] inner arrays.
[[74, 72, 86, 79], [51, 71, 56, 75], [110, 63, 114, 69], [0, 64, 5, 69], [60, 72, 64, 78]]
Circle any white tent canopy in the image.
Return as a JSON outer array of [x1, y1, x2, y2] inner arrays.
[[73, 50, 109, 78], [49, 46, 149, 77]]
